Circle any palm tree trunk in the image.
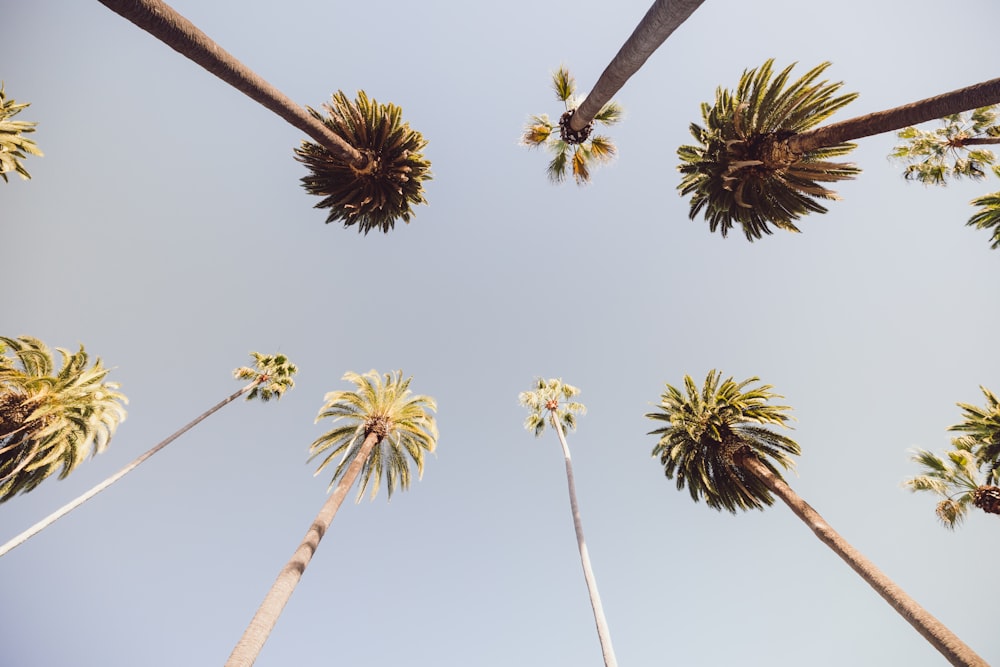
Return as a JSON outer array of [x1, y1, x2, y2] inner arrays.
[[551, 417, 619, 667], [0, 383, 254, 558], [787, 77, 1000, 155], [569, 0, 704, 131], [737, 453, 987, 667], [96, 0, 367, 168], [225, 431, 381, 667]]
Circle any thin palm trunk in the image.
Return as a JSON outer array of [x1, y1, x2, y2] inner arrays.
[[737, 453, 987, 667], [551, 417, 619, 667], [226, 431, 380, 667], [787, 77, 1000, 155], [569, 0, 704, 131], [96, 0, 367, 168], [0, 383, 254, 558]]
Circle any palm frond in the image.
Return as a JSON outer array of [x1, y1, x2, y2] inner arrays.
[[0, 83, 43, 183]]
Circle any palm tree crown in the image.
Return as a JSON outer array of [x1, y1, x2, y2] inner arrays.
[[891, 106, 1000, 185], [904, 440, 1000, 528], [0, 83, 44, 182], [678, 60, 861, 241], [646, 370, 800, 512], [0, 336, 127, 502], [310, 370, 438, 501], [522, 67, 622, 185], [519, 377, 586, 436], [295, 91, 432, 235], [233, 352, 298, 402]]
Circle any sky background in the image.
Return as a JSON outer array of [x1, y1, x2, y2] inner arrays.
[[3, 1, 999, 665]]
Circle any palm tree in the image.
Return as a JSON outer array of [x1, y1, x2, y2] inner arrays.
[[0, 83, 43, 182], [678, 60, 1000, 240], [519, 378, 618, 667], [891, 106, 1000, 185], [949, 385, 1000, 484], [226, 370, 437, 667], [904, 441, 1000, 529], [561, 0, 705, 136], [646, 370, 987, 667], [522, 68, 621, 184], [1, 336, 127, 502], [0, 352, 295, 558], [97, 0, 430, 233]]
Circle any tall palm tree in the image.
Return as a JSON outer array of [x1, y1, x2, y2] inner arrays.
[[949, 385, 1000, 484], [904, 441, 1000, 529], [562, 0, 704, 135], [646, 370, 987, 667], [0, 352, 295, 558], [0, 83, 43, 182], [226, 370, 437, 667], [519, 378, 619, 667], [891, 106, 1000, 185], [97, 0, 430, 233], [522, 68, 621, 184], [1, 336, 127, 502], [678, 59, 1000, 240]]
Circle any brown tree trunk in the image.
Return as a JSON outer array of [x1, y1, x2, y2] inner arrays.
[[97, 0, 367, 167], [0, 383, 255, 558], [225, 431, 380, 667], [570, 0, 704, 131], [551, 417, 619, 667], [787, 78, 1000, 154], [736, 452, 987, 667]]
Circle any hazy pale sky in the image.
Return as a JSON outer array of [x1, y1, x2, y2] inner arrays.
[[3, 1, 999, 665]]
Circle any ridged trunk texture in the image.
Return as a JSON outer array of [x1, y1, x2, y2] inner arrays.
[[0, 383, 254, 558], [570, 0, 704, 131], [97, 0, 365, 166], [225, 431, 381, 667], [787, 77, 1000, 155], [551, 417, 619, 667], [737, 452, 987, 667]]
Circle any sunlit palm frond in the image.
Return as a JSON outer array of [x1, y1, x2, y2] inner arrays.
[[677, 60, 860, 241], [948, 386, 1000, 483], [892, 106, 1000, 185], [295, 91, 431, 235], [0, 83, 44, 183], [519, 378, 586, 437], [310, 370, 437, 502], [967, 191, 1000, 251], [233, 352, 298, 402]]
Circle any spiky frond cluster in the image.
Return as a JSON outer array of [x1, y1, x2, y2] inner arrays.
[[678, 60, 861, 241], [310, 370, 437, 502], [0, 336, 127, 502], [233, 352, 297, 402], [904, 440, 999, 529], [518, 378, 586, 437], [295, 91, 431, 235], [968, 185, 1000, 250], [0, 83, 44, 183], [646, 370, 799, 513], [521, 67, 621, 185], [892, 106, 1000, 185], [949, 385, 1000, 484]]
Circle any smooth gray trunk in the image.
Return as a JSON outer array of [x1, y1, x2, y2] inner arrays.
[[570, 0, 704, 130], [225, 431, 380, 667]]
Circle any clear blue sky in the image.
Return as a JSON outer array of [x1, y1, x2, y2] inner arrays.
[[3, 1, 999, 665]]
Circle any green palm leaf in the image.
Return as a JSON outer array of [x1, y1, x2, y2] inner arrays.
[[892, 106, 1000, 185], [0, 83, 43, 183], [967, 191, 1000, 250], [949, 386, 1000, 483]]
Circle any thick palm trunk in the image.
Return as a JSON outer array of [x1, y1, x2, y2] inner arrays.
[[0, 383, 255, 558], [569, 0, 704, 131], [787, 77, 1000, 155], [226, 431, 380, 667], [737, 453, 987, 667], [551, 418, 619, 667], [96, 0, 366, 167]]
